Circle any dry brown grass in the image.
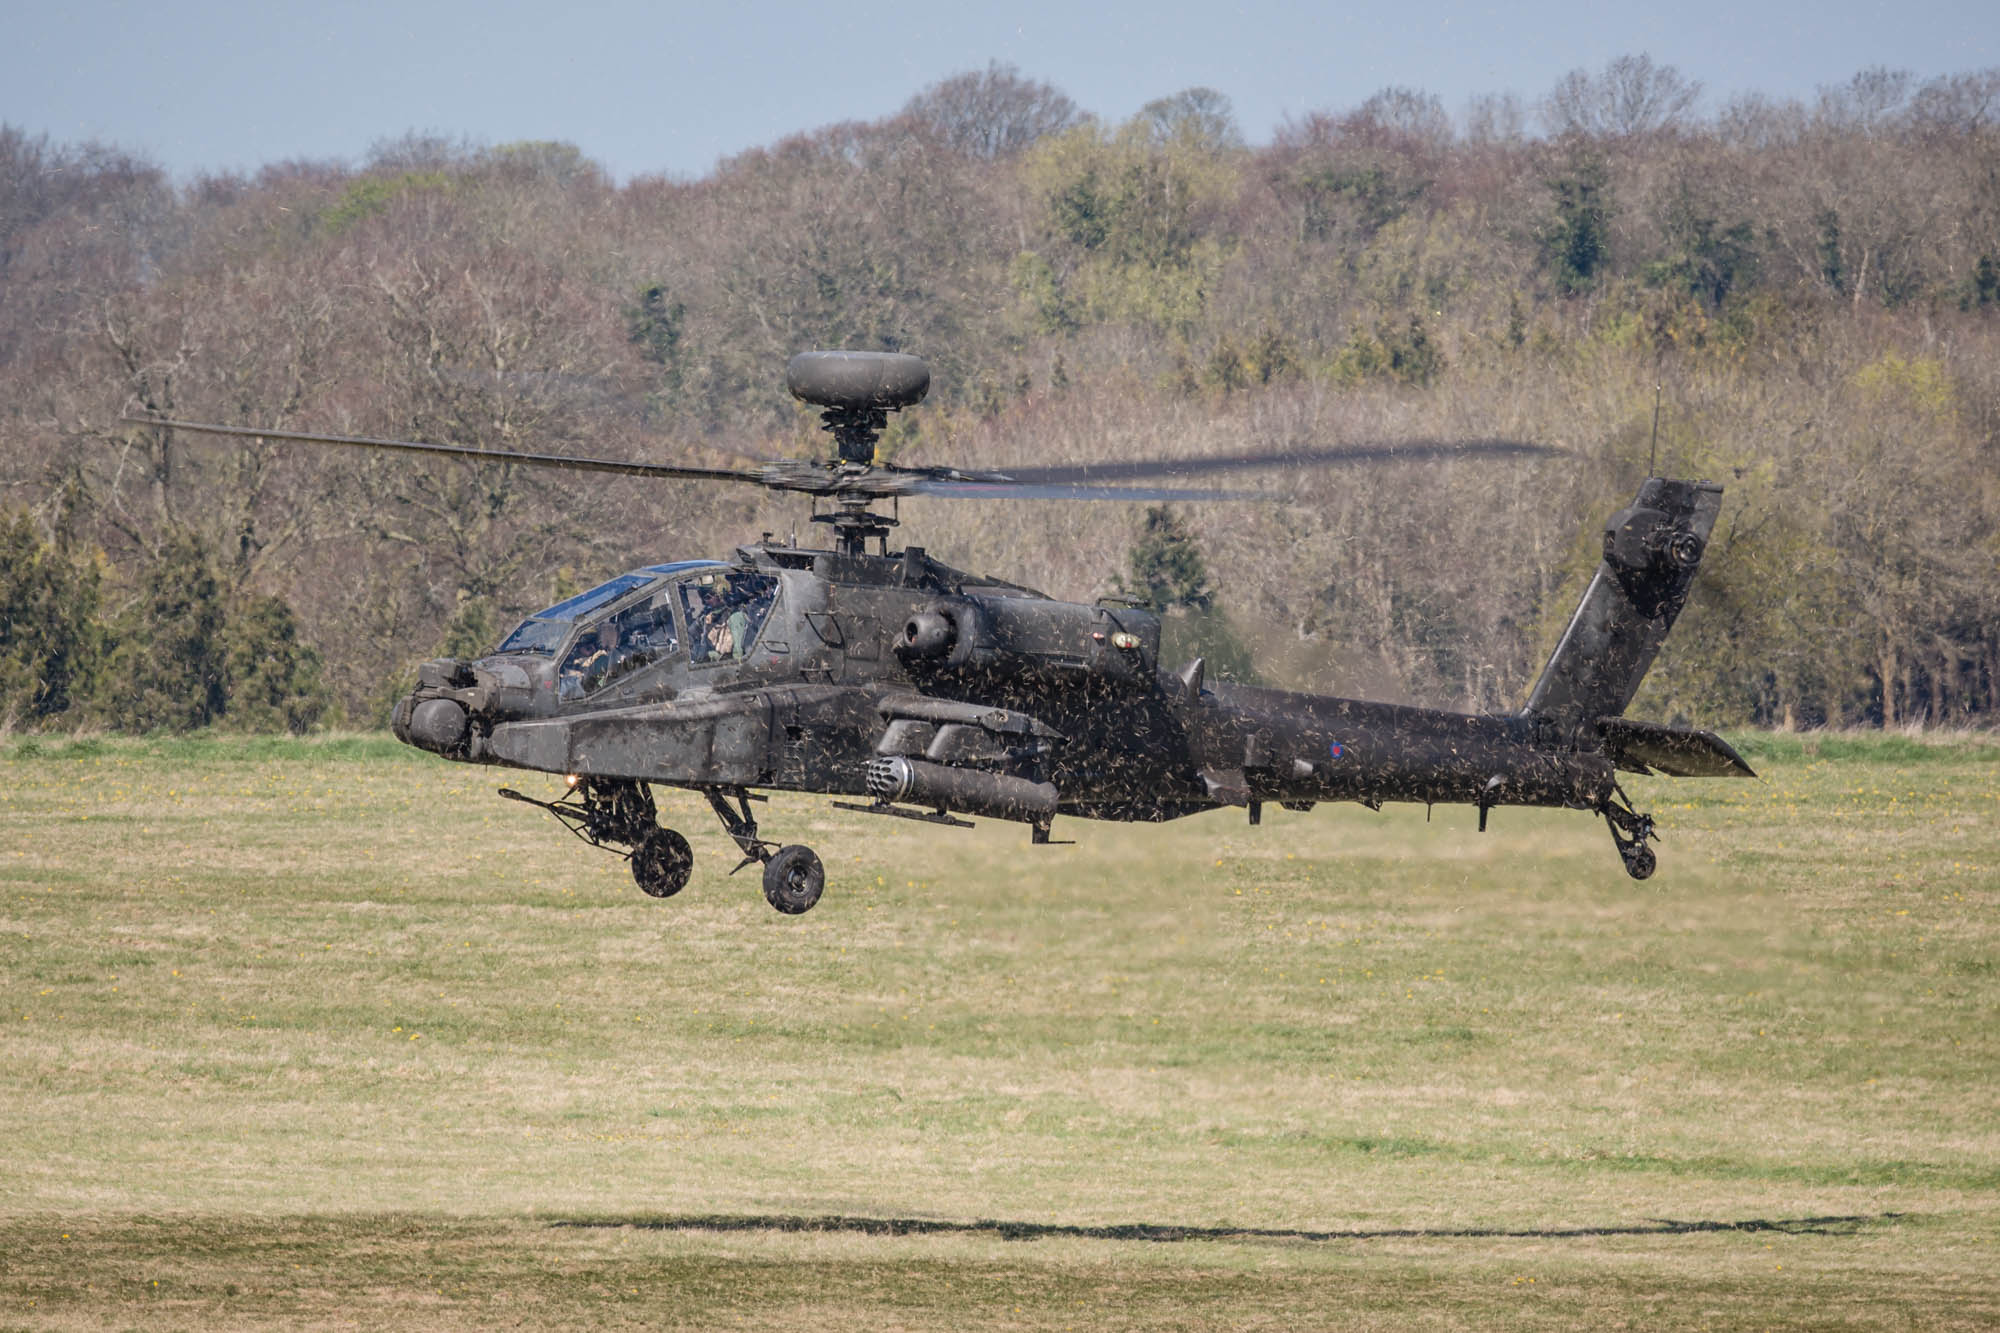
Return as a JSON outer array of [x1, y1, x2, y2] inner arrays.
[[2, 731, 1996, 1327]]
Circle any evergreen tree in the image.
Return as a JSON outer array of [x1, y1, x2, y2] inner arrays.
[[1541, 154, 1612, 296], [1963, 254, 1998, 310], [1645, 190, 1759, 309], [0, 509, 102, 725], [1117, 506, 1215, 612], [1116, 506, 1258, 683], [625, 283, 687, 400], [223, 593, 330, 735], [100, 528, 227, 733], [1815, 209, 1846, 293]]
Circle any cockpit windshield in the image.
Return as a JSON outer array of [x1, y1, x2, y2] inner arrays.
[[496, 574, 652, 656], [493, 618, 569, 657], [535, 574, 653, 625], [557, 586, 683, 699], [493, 562, 725, 657]]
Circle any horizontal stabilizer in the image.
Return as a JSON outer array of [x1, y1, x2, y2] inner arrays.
[[1598, 717, 1756, 778]]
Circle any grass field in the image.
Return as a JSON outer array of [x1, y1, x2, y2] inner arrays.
[[2, 729, 1996, 1329]]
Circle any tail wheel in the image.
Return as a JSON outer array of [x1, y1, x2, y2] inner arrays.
[[762, 844, 824, 914], [1603, 781, 1659, 881], [632, 828, 694, 898]]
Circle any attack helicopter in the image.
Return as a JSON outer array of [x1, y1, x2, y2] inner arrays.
[[128, 350, 1753, 914]]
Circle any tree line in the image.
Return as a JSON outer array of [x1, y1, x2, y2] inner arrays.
[[1, 56, 1996, 732]]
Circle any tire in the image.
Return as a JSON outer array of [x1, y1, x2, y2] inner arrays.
[[762, 844, 824, 914], [632, 828, 693, 898], [1622, 843, 1657, 881]]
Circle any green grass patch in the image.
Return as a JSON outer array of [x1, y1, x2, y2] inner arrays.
[[6, 729, 418, 764], [1727, 728, 2000, 765], [1, 734, 1996, 1327]]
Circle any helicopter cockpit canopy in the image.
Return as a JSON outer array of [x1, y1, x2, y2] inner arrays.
[[494, 560, 728, 657], [558, 585, 695, 698]]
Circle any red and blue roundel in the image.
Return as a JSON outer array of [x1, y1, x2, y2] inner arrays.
[[1328, 741, 1346, 760]]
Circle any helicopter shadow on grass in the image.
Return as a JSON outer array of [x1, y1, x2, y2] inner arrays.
[[551, 1211, 1904, 1245]]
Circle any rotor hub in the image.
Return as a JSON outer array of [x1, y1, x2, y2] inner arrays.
[[820, 405, 890, 465]]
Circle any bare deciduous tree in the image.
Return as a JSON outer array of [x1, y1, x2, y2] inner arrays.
[[1138, 87, 1244, 152], [1814, 66, 1914, 135], [1908, 68, 2000, 134], [4, 66, 2000, 729], [1540, 54, 1704, 138], [900, 62, 1082, 160], [1460, 92, 1526, 145], [1354, 87, 1454, 151]]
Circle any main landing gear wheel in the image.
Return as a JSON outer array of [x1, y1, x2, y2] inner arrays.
[[632, 828, 694, 898], [762, 845, 825, 914], [1620, 842, 1657, 881]]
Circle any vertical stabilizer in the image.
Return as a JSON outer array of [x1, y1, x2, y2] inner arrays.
[[1522, 478, 1723, 738]]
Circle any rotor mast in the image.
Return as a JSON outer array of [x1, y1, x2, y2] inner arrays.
[[787, 351, 929, 558], [814, 494, 898, 558], [811, 401, 897, 556]]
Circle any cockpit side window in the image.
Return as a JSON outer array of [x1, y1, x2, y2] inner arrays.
[[557, 589, 683, 699], [681, 572, 778, 665]]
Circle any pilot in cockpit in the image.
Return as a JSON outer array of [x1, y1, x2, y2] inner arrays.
[[559, 627, 610, 698], [683, 574, 776, 664], [701, 585, 748, 660], [694, 586, 724, 658]]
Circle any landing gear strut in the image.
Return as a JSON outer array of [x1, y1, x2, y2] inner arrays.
[[499, 778, 693, 899], [1601, 782, 1658, 880], [703, 786, 826, 914], [499, 779, 826, 913]]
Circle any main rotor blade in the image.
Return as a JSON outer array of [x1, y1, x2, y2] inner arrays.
[[910, 478, 1270, 502], [120, 418, 1556, 507], [119, 417, 767, 486], [430, 367, 790, 464], [982, 439, 1555, 486]]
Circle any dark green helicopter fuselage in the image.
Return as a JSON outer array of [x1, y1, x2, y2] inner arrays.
[[392, 478, 1752, 891]]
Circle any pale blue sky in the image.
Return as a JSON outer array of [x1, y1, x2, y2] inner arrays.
[[4, 0, 1994, 180]]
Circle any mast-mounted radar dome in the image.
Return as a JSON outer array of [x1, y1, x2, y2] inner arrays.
[[787, 351, 931, 468], [786, 351, 930, 412]]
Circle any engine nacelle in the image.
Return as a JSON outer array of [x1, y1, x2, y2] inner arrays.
[[894, 599, 985, 668], [893, 594, 1159, 685]]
